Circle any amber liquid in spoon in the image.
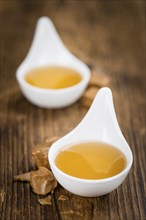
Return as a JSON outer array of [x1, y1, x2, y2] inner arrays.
[[55, 142, 126, 180], [25, 66, 82, 89]]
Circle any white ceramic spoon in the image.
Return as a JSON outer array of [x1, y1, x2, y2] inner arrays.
[[16, 17, 90, 108], [49, 87, 133, 197]]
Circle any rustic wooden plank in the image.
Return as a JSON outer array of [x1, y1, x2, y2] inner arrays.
[[0, 1, 145, 220]]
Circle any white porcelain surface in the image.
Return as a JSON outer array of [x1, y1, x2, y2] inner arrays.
[[49, 87, 133, 197], [16, 17, 90, 108]]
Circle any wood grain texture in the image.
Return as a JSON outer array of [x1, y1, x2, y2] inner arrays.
[[0, 1, 145, 220]]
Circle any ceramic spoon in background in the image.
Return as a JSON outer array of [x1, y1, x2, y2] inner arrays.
[[16, 17, 90, 108]]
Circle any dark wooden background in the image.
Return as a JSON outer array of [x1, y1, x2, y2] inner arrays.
[[0, 1, 145, 220]]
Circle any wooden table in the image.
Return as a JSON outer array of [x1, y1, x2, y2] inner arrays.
[[0, 1, 145, 219]]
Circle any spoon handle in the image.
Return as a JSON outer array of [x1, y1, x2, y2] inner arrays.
[[26, 17, 69, 64], [69, 88, 127, 146]]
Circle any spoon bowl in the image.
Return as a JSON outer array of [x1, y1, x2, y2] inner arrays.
[[49, 87, 133, 197], [16, 17, 90, 108]]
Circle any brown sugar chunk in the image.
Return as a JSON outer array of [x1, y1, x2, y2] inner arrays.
[[44, 136, 59, 144], [32, 136, 59, 169], [89, 71, 110, 87], [58, 195, 69, 201], [32, 142, 51, 169], [38, 195, 52, 205], [82, 86, 99, 108], [14, 172, 31, 181], [30, 167, 57, 195]]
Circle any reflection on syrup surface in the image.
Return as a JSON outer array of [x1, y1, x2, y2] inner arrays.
[[55, 142, 126, 180]]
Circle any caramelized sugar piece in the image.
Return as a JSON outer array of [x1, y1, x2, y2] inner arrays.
[[44, 136, 59, 144], [89, 71, 110, 87], [82, 86, 99, 108], [30, 167, 57, 195], [38, 195, 52, 205], [32, 136, 59, 169], [58, 195, 69, 201], [14, 172, 31, 181]]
